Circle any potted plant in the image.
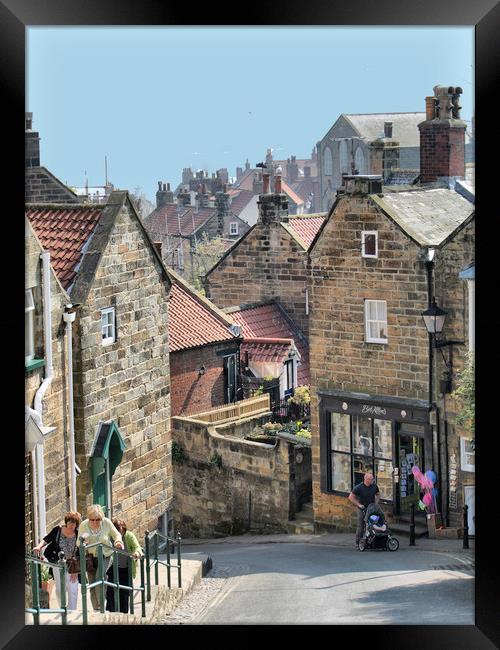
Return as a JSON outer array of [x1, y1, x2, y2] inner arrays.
[[39, 562, 54, 608]]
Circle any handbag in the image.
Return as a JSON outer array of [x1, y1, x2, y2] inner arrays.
[[66, 557, 80, 574]]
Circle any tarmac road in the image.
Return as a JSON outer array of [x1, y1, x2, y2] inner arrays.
[[180, 539, 474, 625]]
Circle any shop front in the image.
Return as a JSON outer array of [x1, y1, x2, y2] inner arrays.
[[319, 390, 432, 519]]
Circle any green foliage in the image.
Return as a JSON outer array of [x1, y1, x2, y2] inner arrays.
[[253, 385, 264, 396], [281, 420, 311, 438], [172, 441, 188, 465], [39, 563, 51, 582], [209, 451, 223, 468], [287, 385, 310, 406], [452, 351, 475, 435]]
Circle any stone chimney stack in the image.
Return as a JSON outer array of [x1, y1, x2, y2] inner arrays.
[[25, 112, 40, 168], [178, 188, 191, 207], [195, 183, 210, 211], [287, 155, 299, 184], [215, 184, 230, 237], [257, 167, 288, 227], [369, 127, 400, 181], [418, 85, 466, 183], [252, 170, 263, 195], [156, 181, 174, 209], [384, 121, 393, 138]]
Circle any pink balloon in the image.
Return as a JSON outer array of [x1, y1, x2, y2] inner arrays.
[[422, 476, 434, 489], [423, 492, 433, 506]]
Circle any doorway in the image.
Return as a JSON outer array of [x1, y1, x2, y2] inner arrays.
[[464, 486, 475, 535], [396, 425, 425, 515]]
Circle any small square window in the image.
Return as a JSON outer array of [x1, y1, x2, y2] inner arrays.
[[101, 307, 116, 345], [362, 231, 378, 258], [229, 222, 238, 236], [365, 299, 388, 343]]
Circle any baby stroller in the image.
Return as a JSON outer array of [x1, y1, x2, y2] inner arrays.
[[358, 503, 399, 552]]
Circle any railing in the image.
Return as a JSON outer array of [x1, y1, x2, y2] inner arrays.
[[25, 555, 68, 625], [271, 398, 310, 423], [194, 394, 270, 424], [78, 539, 146, 624], [144, 529, 182, 600]]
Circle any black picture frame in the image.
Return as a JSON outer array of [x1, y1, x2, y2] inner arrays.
[[5, 0, 498, 646]]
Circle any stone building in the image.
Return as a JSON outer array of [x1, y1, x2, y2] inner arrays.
[[166, 267, 243, 417], [204, 169, 326, 340], [143, 182, 251, 288], [25, 220, 73, 551], [317, 110, 475, 212], [26, 191, 174, 535], [308, 85, 475, 535]]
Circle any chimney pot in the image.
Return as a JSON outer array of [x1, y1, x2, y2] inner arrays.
[[262, 173, 270, 194]]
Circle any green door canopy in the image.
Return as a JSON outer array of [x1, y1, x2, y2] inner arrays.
[[91, 421, 126, 508]]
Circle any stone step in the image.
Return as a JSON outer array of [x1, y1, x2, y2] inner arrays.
[[300, 502, 314, 516], [286, 521, 314, 535]]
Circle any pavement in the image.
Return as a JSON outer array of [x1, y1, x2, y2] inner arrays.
[[181, 530, 475, 557]]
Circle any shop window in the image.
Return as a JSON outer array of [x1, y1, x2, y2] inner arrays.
[[365, 300, 388, 344], [362, 231, 378, 258], [460, 437, 475, 472], [328, 413, 393, 501]]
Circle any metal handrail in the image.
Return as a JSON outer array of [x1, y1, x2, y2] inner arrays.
[[25, 555, 68, 625], [78, 538, 146, 623], [144, 529, 182, 600]]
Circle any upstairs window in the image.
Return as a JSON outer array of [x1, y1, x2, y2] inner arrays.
[[229, 222, 239, 236], [101, 307, 116, 346], [323, 147, 333, 176], [460, 437, 475, 472], [365, 300, 388, 344], [362, 231, 378, 258], [25, 288, 35, 363]]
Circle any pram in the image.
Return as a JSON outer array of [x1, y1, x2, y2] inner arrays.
[[358, 503, 399, 551]]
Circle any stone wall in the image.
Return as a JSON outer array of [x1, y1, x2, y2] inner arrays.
[[72, 201, 173, 534], [205, 221, 310, 337], [25, 167, 79, 204], [170, 341, 240, 417], [171, 414, 294, 538], [25, 225, 72, 539]]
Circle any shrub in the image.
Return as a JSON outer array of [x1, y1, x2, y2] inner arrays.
[[209, 451, 223, 468], [172, 441, 188, 465], [288, 385, 310, 406]]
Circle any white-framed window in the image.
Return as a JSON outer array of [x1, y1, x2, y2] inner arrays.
[[101, 307, 116, 345], [25, 288, 35, 363], [229, 222, 238, 236], [362, 231, 378, 258], [323, 147, 333, 176], [364, 300, 388, 344], [460, 437, 475, 472]]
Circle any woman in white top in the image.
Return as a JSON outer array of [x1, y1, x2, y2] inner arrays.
[[77, 504, 124, 611]]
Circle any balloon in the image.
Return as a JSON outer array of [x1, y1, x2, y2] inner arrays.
[[411, 465, 421, 477], [422, 475, 433, 490], [423, 492, 433, 506], [425, 470, 437, 483]]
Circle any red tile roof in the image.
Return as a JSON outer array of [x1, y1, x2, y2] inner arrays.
[[241, 340, 294, 364], [26, 204, 104, 289], [167, 281, 237, 352], [227, 189, 255, 217], [230, 303, 309, 385], [286, 216, 325, 250], [281, 181, 304, 206], [144, 204, 216, 237]]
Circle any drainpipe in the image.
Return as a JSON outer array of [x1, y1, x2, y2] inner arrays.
[[32, 251, 53, 539], [467, 279, 475, 353], [425, 255, 435, 473], [63, 304, 77, 511]]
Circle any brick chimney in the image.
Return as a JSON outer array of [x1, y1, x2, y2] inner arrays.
[[215, 184, 230, 237], [25, 112, 40, 168], [195, 183, 210, 211], [155, 181, 175, 209], [418, 85, 467, 183]]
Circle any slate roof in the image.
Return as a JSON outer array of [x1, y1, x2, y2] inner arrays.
[[229, 302, 309, 386], [343, 113, 426, 147], [384, 169, 420, 186], [144, 204, 216, 237], [166, 269, 238, 352], [26, 204, 104, 289], [370, 189, 474, 247], [290, 178, 316, 203], [284, 215, 326, 250]]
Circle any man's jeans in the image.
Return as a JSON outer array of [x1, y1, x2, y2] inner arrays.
[[355, 508, 366, 544]]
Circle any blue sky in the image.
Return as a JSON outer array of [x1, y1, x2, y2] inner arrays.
[[27, 27, 474, 202]]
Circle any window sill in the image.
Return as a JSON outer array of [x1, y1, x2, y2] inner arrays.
[[25, 358, 45, 373]]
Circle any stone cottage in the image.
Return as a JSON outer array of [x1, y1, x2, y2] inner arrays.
[[26, 191, 174, 536], [308, 85, 475, 536], [204, 169, 326, 340]]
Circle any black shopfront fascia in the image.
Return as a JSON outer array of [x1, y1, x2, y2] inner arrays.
[[319, 390, 432, 503]]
